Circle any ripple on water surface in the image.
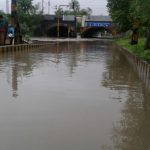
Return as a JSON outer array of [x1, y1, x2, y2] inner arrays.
[[0, 41, 149, 150]]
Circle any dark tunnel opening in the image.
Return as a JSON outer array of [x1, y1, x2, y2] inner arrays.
[[81, 27, 112, 38], [47, 26, 68, 37]]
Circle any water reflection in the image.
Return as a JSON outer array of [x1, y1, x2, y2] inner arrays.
[[0, 41, 149, 150], [0, 49, 36, 97], [102, 90, 150, 150], [101, 46, 150, 150], [112, 91, 150, 150], [0, 41, 110, 97]]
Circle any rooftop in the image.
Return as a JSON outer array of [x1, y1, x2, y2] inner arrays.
[[43, 15, 75, 21], [85, 16, 112, 22]]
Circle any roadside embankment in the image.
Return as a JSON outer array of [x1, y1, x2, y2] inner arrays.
[[116, 38, 150, 92], [116, 38, 150, 62]]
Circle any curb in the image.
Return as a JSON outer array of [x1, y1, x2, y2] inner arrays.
[[0, 43, 52, 53]]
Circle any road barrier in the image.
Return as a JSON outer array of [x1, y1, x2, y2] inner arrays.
[[117, 44, 150, 93], [0, 43, 52, 53]]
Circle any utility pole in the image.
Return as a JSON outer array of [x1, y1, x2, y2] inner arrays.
[[6, 0, 9, 14], [48, 0, 50, 14], [72, 2, 77, 37], [42, 0, 44, 13], [11, 0, 22, 44], [56, 5, 69, 38]]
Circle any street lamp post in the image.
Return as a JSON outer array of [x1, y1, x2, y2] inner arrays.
[[56, 5, 69, 38]]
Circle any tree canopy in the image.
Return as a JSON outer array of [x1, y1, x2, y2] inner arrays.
[[107, 0, 131, 32], [107, 0, 150, 49], [17, 0, 42, 38], [55, 0, 92, 16]]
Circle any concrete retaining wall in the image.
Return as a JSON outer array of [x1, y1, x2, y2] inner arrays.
[[117, 45, 150, 92]]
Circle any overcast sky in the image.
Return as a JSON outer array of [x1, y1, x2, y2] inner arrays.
[[0, 0, 108, 15]]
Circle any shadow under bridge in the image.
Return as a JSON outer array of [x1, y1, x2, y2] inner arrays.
[[47, 24, 76, 37], [41, 15, 77, 38], [81, 27, 114, 38]]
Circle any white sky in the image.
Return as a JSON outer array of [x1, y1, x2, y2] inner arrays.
[[0, 0, 108, 15]]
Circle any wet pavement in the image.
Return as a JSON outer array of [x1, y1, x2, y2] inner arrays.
[[0, 41, 149, 150]]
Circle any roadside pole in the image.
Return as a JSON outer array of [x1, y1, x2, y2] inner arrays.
[[11, 0, 22, 44]]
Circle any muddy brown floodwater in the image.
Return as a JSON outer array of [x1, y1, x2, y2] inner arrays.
[[0, 41, 149, 150]]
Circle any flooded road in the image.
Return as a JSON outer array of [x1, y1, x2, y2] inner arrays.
[[0, 41, 149, 150]]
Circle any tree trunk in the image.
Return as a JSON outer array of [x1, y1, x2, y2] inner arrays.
[[131, 28, 138, 45], [144, 26, 150, 50]]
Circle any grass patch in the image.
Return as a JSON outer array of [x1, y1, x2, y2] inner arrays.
[[116, 38, 150, 62]]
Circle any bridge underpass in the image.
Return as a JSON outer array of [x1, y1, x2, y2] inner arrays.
[[80, 15, 115, 38], [47, 25, 68, 37], [47, 25, 76, 38], [40, 15, 115, 38], [80, 27, 113, 38], [41, 15, 77, 38]]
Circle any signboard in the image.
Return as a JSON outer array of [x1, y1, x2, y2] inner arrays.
[[86, 22, 111, 27]]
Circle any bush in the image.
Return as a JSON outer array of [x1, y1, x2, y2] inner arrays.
[[117, 37, 150, 61]]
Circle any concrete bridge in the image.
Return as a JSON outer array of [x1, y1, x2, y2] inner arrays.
[[40, 15, 77, 38], [38, 15, 115, 38], [80, 16, 116, 38]]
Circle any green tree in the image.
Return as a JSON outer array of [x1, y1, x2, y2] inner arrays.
[[63, 0, 92, 16], [107, 0, 131, 32], [79, 7, 92, 16], [140, 0, 150, 49], [17, 0, 42, 38], [127, 0, 150, 48], [54, 6, 63, 16], [107, 0, 150, 48], [69, 0, 80, 13], [18, 0, 33, 13]]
